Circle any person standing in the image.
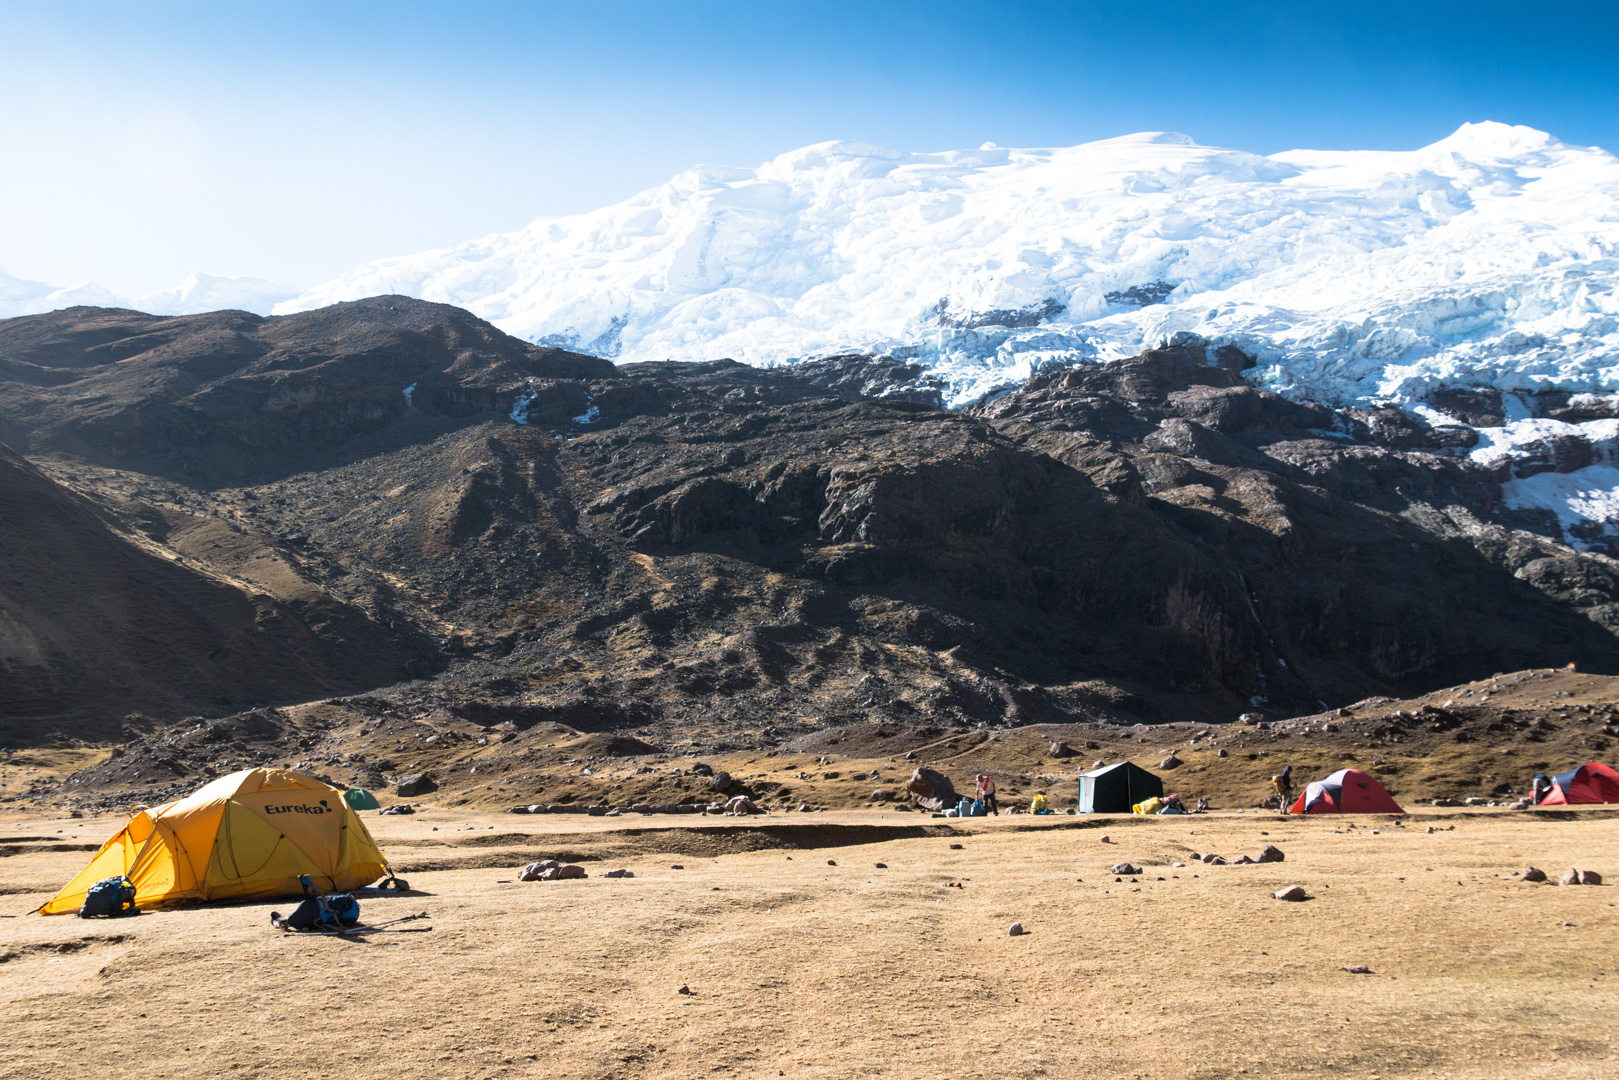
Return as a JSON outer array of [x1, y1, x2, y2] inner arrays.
[[1271, 765, 1294, 812], [976, 773, 1000, 815]]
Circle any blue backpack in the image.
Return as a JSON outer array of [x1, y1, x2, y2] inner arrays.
[[80, 876, 136, 918]]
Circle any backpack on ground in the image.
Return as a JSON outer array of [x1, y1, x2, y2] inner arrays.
[[79, 876, 136, 918]]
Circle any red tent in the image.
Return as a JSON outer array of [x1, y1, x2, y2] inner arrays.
[[1289, 768, 1404, 814], [1538, 763, 1619, 805]]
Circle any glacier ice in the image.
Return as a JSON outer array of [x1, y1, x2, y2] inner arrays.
[[280, 122, 1619, 417]]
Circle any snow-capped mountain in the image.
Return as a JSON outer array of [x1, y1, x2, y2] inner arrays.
[[279, 121, 1619, 543], [282, 121, 1619, 410], [0, 266, 292, 319], [130, 273, 297, 317], [0, 266, 126, 319]]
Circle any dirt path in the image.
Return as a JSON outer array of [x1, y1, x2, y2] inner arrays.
[[0, 809, 1614, 1079]]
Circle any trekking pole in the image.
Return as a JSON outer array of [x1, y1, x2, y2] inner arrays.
[[355, 910, 430, 931]]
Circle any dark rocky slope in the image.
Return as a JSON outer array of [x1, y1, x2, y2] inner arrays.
[[4, 300, 1619, 759], [0, 444, 434, 740], [0, 296, 612, 486]]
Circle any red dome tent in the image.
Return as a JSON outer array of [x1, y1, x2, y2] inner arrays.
[[1289, 768, 1404, 814], [1538, 763, 1619, 805]]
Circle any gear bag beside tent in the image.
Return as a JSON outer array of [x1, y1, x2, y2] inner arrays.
[[39, 768, 389, 915]]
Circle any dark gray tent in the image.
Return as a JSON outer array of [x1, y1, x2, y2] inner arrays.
[[1078, 761, 1163, 813]]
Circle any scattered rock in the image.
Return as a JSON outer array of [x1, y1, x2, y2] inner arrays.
[[394, 772, 438, 797], [1274, 885, 1308, 901], [1216, 749, 1228, 757], [1109, 862, 1141, 875], [518, 860, 558, 881], [1520, 867, 1547, 882], [722, 794, 760, 815], [871, 789, 891, 802], [379, 804, 415, 815], [1048, 741, 1075, 758], [874, 862, 887, 869], [1255, 845, 1285, 864], [602, 869, 635, 878], [1232, 854, 1255, 865], [677, 984, 692, 995], [1341, 964, 1372, 974], [538, 864, 586, 881], [670, 864, 685, 870], [1172, 861, 1186, 868], [827, 859, 837, 866], [1159, 754, 1181, 769], [1581, 870, 1603, 885], [1560, 868, 1582, 886], [907, 767, 958, 811], [1099, 834, 1111, 843], [689, 763, 713, 776], [1008, 922, 1026, 936]]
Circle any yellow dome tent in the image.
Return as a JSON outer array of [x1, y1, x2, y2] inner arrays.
[[40, 768, 389, 915]]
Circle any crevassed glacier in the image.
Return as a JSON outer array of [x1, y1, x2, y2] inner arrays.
[[280, 122, 1619, 416]]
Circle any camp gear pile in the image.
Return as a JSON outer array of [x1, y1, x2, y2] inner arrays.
[[78, 875, 137, 919], [40, 768, 390, 915]]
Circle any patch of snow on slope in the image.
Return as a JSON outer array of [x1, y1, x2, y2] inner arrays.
[[281, 122, 1619, 409], [1504, 466, 1619, 538]]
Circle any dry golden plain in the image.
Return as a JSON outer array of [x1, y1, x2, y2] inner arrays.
[[1, 807, 1615, 1080]]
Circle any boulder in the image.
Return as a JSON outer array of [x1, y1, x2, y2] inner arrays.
[[1216, 749, 1228, 757], [394, 772, 438, 797], [1232, 855, 1255, 865], [1560, 867, 1583, 886], [690, 762, 714, 776], [907, 767, 958, 811], [1049, 741, 1075, 758], [1109, 862, 1141, 875], [378, 804, 415, 815], [1581, 870, 1603, 885], [1159, 754, 1182, 770], [1520, 867, 1547, 882], [723, 795, 760, 815], [539, 864, 587, 881], [1008, 922, 1026, 936], [519, 860, 560, 881], [1274, 885, 1308, 901], [708, 771, 734, 792], [871, 789, 891, 802], [603, 869, 634, 878], [1255, 845, 1285, 864]]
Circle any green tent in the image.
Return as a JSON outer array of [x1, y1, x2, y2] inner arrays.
[[1078, 761, 1163, 813], [344, 787, 381, 811]]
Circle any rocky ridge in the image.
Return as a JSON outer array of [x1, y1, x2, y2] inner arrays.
[[2, 297, 1619, 808]]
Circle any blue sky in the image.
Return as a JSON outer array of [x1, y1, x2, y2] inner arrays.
[[3, 0, 1614, 295]]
